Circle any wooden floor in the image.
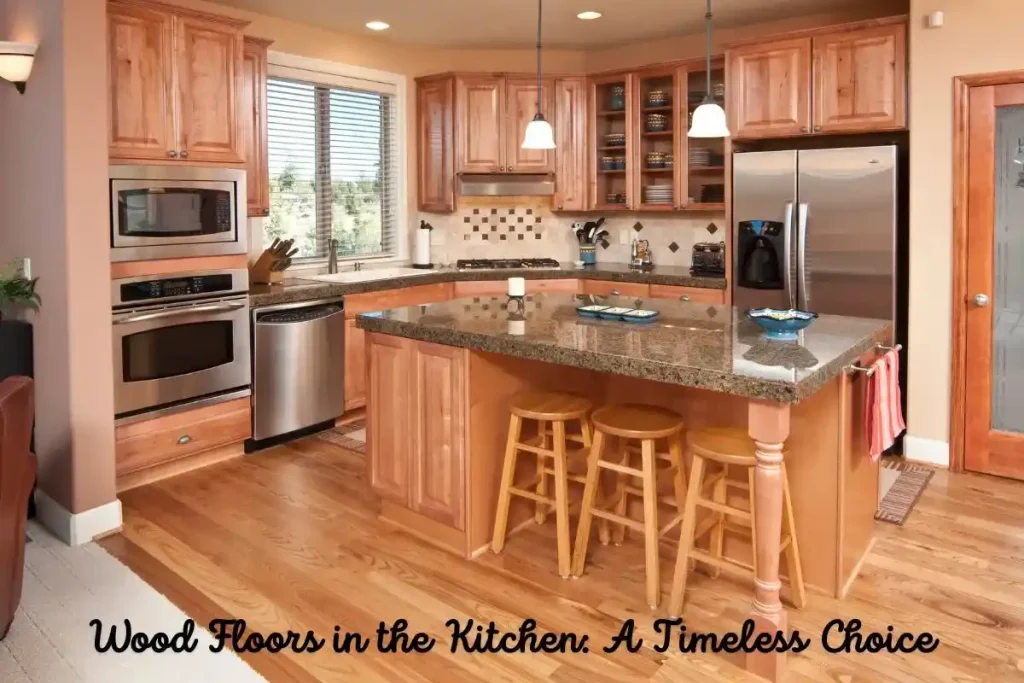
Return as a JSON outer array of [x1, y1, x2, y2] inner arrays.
[[101, 437, 1024, 683]]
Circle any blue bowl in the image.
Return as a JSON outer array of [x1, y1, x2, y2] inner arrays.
[[747, 308, 818, 341]]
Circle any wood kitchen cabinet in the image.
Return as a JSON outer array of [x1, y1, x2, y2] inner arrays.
[[727, 37, 812, 139], [242, 36, 272, 216], [726, 18, 906, 139], [344, 318, 367, 410], [553, 77, 587, 211], [812, 23, 906, 134], [367, 334, 468, 530], [649, 284, 726, 304], [456, 76, 504, 173], [505, 78, 555, 173], [107, 0, 247, 164], [417, 75, 456, 212]]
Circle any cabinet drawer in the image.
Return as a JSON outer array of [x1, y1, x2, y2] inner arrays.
[[580, 280, 649, 297], [527, 279, 579, 293], [453, 280, 507, 298], [346, 283, 454, 316], [649, 285, 725, 304], [115, 397, 251, 476]]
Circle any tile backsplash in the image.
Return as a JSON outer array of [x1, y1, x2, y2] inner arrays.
[[421, 198, 725, 267]]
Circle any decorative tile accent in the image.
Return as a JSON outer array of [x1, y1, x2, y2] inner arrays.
[[491, 225, 497, 232], [482, 217, 488, 224], [706, 222, 718, 234], [536, 217, 542, 223], [473, 208, 480, 214], [633, 222, 644, 232], [600, 240, 610, 249], [473, 226, 479, 232], [464, 235, 470, 240], [668, 242, 680, 253], [500, 235, 507, 240], [500, 217, 507, 223], [518, 217, 524, 223], [483, 234, 489, 240], [509, 226, 515, 232], [509, 208, 516, 215], [464, 217, 471, 223], [535, 234, 542, 240], [526, 208, 533, 215], [491, 208, 498, 215], [518, 234, 525, 240], [527, 225, 533, 232]]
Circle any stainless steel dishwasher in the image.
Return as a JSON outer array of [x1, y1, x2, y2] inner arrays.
[[252, 297, 345, 441]]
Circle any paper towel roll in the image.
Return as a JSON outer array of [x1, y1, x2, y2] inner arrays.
[[414, 228, 431, 266]]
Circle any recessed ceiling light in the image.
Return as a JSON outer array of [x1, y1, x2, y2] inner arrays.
[[577, 11, 602, 20], [365, 21, 390, 31]]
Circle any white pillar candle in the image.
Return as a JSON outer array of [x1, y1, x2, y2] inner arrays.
[[507, 277, 526, 297]]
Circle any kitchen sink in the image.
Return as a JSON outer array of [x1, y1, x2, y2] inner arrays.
[[304, 267, 434, 284]]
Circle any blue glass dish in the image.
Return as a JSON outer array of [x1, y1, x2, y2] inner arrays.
[[747, 308, 818, 340]]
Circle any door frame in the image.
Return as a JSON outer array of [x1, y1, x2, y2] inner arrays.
[[949, 69, 1024, 472]]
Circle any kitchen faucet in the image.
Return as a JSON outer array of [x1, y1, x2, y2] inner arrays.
[[328, 239, 338, 274]]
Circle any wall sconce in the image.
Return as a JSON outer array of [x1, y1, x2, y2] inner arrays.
[[0, 42, 37, 94]]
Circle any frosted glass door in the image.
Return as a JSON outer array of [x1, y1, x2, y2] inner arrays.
[[992, 106, 1024, 433]]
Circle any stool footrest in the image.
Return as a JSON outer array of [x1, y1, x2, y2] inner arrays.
[[508, 487, 554, 505], [591, 508, 645, 532], [690, 549, 755, 575], [658, 514, 683, 537], [598, 460, 645, 477], [695, 497, 753, 521]]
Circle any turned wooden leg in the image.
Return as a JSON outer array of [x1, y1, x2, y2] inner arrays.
[[612, 439, 629, 545], [745, 400, 791, 683], [552, 420, 572, 579], [640, 438, 661, 609], [782, 463, 806, 609], [492, 414, 522, 553], [571, 429, 605, 577], [536, 420, 549, 524], [668, 454, 705, 617], [747, 466, 759, 579]]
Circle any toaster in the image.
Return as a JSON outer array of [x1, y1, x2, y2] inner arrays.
[[691, 241, 726, 277]]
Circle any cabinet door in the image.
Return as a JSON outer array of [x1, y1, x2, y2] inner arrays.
[[242, 37, 271, 216], [553, 78, 587, 211], [456, 76, 504, 173], [344, 318, 367, 410], [367, 334, 413, 504], [418, 77, 456, 212], [174, 14, 244, 163], [813, 24, 906, 134], [727, 38, 812, 139], [410, 341, 467, 530], [506, 78, 555, 173], [107, 2, 175, 161]]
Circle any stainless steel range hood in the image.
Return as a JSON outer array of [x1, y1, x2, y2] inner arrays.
[[457, 173, 555, 197]]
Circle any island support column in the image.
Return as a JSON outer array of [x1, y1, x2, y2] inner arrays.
[[746, 399, 791, 682]]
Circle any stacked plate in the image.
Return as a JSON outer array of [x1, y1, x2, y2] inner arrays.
[[643, 184, 673, 204], [689, 147, 711, 167]]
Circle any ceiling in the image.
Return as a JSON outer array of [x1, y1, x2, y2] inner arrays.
[[205, 0, 874, 49]]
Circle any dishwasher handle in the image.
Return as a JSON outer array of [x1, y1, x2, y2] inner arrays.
[[255, 303, 344, 325]]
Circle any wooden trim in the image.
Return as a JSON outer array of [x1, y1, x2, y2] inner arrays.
[[839, 537, 877, 599], [722, 15, 907, 49], [379, 500, 468, 557], [108, 0, 251, 29], [110, 254, 248, 279], [949, 69, 1024, 473], [116, 442, 244, 492], [244, 36, 274, 48]]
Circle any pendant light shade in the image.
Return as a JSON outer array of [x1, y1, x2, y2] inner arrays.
[[523, 113, 556, 149], [522, 0, 556, 150], [688, 0, 729, 138], [0, 42, 36, 94]]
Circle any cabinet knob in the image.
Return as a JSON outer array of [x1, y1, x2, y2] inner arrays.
[[813, 126, 822, 132], [176, 434, 192, 445], [800, 126, 809, 133], [679, 295, 691, 302], [167, 150, 178, 158], [180, 150, 189, 159], [611, 289, 621, 296]]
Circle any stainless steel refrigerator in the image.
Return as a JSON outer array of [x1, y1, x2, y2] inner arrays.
[[732, 146, 898, 324]]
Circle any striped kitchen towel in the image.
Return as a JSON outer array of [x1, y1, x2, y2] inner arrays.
[[865, 349, 906, 461]]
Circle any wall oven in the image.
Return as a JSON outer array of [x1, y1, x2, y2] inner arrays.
[[112, 269, 251, 422], [109, 165, 247, 262]]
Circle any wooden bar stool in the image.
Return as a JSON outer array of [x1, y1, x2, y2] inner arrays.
[[571, 404, 687, 609], [492, 391, 594, 578], [668, 427, 805, 617]]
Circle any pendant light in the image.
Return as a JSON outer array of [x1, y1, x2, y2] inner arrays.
[[688, 0, 730, 138], [522, 0, 556, 149]]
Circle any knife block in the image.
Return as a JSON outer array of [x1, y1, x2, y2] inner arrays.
[[249, 249, 285, 285]]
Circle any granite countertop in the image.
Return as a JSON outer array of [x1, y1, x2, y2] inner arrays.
[[356, 294, 892, 402], [249, 263, 726, 307]]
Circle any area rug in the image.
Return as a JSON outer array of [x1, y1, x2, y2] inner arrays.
[[316, 419, 366, 454], [875, 460, 934, 525]]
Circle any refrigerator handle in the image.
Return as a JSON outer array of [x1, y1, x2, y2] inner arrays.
[[797, 203, 809, 310], [783, 201, 796, 309]]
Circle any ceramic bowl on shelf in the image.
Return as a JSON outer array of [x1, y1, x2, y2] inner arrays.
[[713, 82, 726, 99], [604, 132, 626, 147], [664, 153, 674, 169], [601, 156, 616, 170], [613, 155, 627, 169], [609, 85, 626, 111], [647, 89, 669, 107], [747, 308, 818, 341], [646, 113, 668, 132], [606, 192, 626, 204], [646, 151, 666, 169]]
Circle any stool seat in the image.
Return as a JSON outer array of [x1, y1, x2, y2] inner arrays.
[[512, 392, 593, 421], [689, 427, 756, 465], [592, 404, 685, 439]]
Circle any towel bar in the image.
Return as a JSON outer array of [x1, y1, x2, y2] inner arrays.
[[848, 343, 903, 376], [876, 343, 903, 352]]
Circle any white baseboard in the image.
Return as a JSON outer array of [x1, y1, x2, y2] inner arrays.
[[904, 435, 950, 468], [34, 490, 123, 546]]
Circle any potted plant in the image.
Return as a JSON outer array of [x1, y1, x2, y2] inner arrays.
[[0, 262, 39, 381]]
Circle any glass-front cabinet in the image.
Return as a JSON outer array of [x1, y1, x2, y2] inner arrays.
[[635, 66, 681, 212], [684, 63, 727, 210], [589, 73, 634, 211]]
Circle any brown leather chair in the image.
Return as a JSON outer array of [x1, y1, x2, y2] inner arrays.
[[0, 376, 35, 641]]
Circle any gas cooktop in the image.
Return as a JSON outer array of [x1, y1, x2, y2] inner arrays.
[[456, 258, 561, 270]]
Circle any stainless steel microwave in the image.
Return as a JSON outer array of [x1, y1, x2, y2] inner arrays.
[[109, 165, 248, 262]]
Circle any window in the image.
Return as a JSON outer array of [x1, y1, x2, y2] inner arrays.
[[265, 72, 401, 261]]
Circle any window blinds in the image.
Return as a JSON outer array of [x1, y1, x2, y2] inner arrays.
[[266, 76, 399, 260]]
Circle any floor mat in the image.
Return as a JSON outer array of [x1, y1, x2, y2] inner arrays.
[[875, 460, 934, 525], [314, 419, 366, 454]]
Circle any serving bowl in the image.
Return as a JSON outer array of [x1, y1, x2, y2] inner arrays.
[[747, 308, 818, 340]]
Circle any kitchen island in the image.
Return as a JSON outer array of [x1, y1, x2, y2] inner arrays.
[[358, 293, 891, 682]]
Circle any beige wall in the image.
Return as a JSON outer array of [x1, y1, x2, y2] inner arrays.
[[0, 0, 115, 514], [907, 0, 1024, 456]]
